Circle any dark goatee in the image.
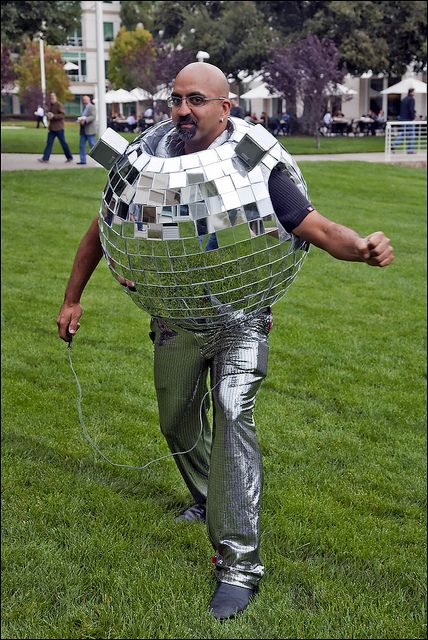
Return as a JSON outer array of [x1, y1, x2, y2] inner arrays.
[[175, 118, 197, 140]]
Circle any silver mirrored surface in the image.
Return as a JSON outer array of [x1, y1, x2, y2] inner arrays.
[[98, 118, 310, 329]]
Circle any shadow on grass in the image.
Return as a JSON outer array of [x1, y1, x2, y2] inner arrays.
[[2, 430, 188, 516]]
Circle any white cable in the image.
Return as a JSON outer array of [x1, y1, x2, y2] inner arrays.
[[67, 339, 229, 470]]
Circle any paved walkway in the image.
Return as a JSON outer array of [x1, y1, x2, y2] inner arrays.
[[1, 151, 426, 171]]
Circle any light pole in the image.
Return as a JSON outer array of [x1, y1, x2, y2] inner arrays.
[[95, 1, 107, 135], [39, 20, 47, 106], [196, 51, 210, 63]]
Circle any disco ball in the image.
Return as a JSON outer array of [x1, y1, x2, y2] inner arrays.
[[96, 117, 310, 330]]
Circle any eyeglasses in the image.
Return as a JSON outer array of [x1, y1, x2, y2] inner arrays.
[[167, 95, 226, 108]]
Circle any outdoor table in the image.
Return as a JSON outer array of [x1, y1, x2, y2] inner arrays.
[[331, 119, 349, 135]]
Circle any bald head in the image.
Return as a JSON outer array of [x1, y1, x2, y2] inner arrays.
[[170, 62, 231, 153], [174, 63, 229, 98]]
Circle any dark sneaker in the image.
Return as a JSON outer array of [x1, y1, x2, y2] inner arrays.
[[65, 158, 74, 162], [209, 581, 257, 620], [38, 158, 49, 163], [174, 503, 206, 522], [76, 161, 87, 165]]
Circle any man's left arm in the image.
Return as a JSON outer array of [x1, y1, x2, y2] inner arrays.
[[85, 104, 96, 124], [293, 209, 394, 267]]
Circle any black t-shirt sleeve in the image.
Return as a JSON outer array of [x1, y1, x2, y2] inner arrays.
[[267, 168, 314, 232]]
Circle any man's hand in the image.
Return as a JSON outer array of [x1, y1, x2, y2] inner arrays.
[[356, 232, 395, 267], [57, 302, 83, 342]]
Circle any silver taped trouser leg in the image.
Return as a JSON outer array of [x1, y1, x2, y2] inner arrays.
[[151, 311, 270, 589]]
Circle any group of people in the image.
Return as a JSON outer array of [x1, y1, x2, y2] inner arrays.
[[37, 92, 96, 165], [321, 108, 388, 136], [230, 98, 291, 136], [108, 106, 169, 134], [57, 62, 394, 622]]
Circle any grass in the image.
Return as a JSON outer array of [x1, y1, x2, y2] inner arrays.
[[1, 120, 385, 155], [1, 162, 426, 639]]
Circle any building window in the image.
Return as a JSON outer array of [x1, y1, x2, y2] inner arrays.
[[63, 53, 87, 83], [105, 60, 110, 80], [103, 22, 114, 42], [66, 25, 82, 47]]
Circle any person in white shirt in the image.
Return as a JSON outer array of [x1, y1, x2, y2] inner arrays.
[[34, 105, 46, 128]]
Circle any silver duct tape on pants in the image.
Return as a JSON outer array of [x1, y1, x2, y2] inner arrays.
[[151, 309, 271, 588]]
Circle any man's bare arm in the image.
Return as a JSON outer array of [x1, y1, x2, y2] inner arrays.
[[56, 216, 103, 341], [293, 210, 394, 267]]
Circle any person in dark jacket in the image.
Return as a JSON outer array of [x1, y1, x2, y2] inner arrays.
[[38, 92, 73, 163], [393, 88, 416, 153]]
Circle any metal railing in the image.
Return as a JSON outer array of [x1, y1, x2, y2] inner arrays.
[[385, 120, 427, 161], [66, 36, 83, 46], [68, 75, 87, 83]]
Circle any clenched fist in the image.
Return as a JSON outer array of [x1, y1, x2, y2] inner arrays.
[[356, 232, 394, 267]]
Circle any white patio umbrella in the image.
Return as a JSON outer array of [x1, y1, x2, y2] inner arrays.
[[380, 78, 427, 95], [63, 61, 79, 71], [228, 91, 237, 99], [104, 89, 137, 104], [240, 83, 281, 99], [153, 85, 171, 101], [325, 82, 358, 96], [131, 87, 153, 101]]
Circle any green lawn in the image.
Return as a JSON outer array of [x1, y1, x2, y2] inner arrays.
[[1, 163, 426, 639], [1, 120, 385, 155]]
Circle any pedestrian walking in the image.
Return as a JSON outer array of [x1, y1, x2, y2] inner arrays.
[[38, 92, 73, 163]]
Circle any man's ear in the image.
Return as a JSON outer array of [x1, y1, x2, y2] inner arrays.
[[222, 100, 231, 118]]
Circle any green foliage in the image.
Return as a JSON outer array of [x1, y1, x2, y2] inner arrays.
[[15, 39, 72, 109], [120, 0, 156, 33], [176, 0, 277, 76], [1, 163, 426, 638], [141, 0, 426, 78], [108, 26, 155, 90], [304, 0, 427, 75], [0, 1, 81, 52]]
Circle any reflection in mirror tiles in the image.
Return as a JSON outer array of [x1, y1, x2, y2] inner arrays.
[[98, 117, 310, 330]]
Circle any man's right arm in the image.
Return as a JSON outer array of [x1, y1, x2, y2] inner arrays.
[[57, 216, 103, 342]]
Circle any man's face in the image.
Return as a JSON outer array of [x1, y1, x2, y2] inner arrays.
[[82, 96, 90, 105], [50, 93, 57, 103], [170, 73, 230, 151]]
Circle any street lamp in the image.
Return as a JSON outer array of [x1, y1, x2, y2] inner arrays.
[[39, 20, 47, 106], [95, 1, 107, 135], [196, 51, 210, 63]]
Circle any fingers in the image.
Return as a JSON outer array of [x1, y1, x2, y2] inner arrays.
[[56, 304, 83, 342], [362, 232, 395, 267], [117, 275, 136, 291]]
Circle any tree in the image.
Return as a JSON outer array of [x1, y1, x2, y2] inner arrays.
[[120, 0, 156, 33], [1, 1, 81, 52], [15, 39, 72, 114], [255, 0, 326, 39], [125, 0, 426, 79], [263, 35, 344, 147], [108, 26, 155, 90], [304, 1, 427, 76], [152, 43, 195, 89], [1, 44, 16, 92]]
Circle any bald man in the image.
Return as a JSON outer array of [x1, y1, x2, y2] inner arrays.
[[57, 63, 394, 621]]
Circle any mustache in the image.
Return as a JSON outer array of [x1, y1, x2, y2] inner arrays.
[[176, 116, 198, 127]]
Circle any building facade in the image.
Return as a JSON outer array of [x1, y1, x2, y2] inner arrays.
[[59, 1, 121, 116]]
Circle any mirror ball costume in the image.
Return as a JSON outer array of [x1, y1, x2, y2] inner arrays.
[[92, 117, 311, 590]]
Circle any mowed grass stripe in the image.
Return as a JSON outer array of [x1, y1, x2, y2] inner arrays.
[[1, 163, 426, 639]]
